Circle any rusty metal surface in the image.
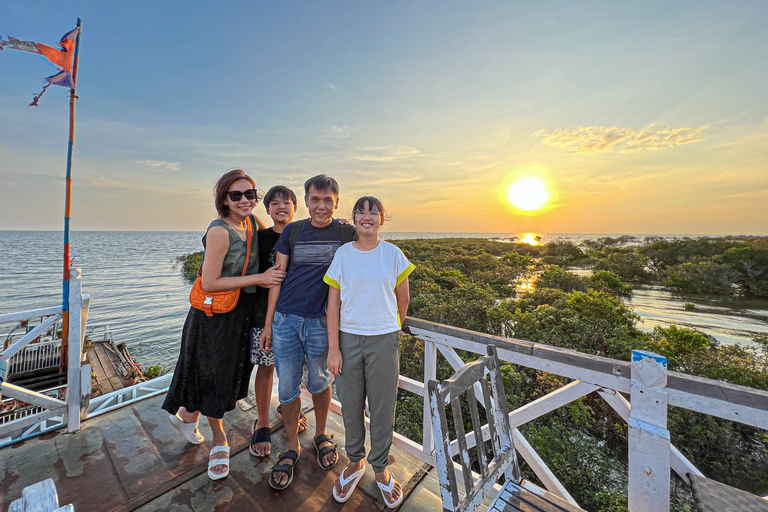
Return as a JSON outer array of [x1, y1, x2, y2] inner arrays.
[[1, 391, 442, 511]]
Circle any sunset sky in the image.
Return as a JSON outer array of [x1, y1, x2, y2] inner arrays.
[[1, 1, 766, 234]]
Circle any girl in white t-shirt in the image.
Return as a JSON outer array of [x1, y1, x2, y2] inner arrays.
[[324, 196, 414, 508]]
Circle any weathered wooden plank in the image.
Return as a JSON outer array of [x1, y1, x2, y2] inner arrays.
[[398, 375, 424, 396], [428, 378, 460, 510], [519, 479, 586, 511], [510, 381, 598, 429], [87, 347, 114, 393], [66, 269, 83, 433], [0, 382, 67, 411], [409, 325, 632, 394], [0, 307, 61, 325], [423, 339, 437, 456], [598, 388, 704, 481], [512, 428, 578, 505], [466, 384, 488, 478], [407, 318, 768, 425], [0, 314, 61, 361], [450, 396, 473, 494], [437, 344, 489, 408]]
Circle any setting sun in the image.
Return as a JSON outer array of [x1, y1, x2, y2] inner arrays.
[[507, 178, 550, 212]]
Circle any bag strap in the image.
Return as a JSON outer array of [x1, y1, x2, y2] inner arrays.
[[240, 215, 253, 276], [197, 216, 255, 278], [286, 219, 306, 272]]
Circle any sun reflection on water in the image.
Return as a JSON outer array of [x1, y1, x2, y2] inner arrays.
[[519, 233, 542, 246]]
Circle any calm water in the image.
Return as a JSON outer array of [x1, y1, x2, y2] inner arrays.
[[1, 231, 766, 369]]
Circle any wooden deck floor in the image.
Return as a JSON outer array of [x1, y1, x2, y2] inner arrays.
[[86, 341, 128, 395], [0, 391, 447, 511]]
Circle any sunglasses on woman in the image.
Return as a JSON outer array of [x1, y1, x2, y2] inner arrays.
[[227, 189, 258, 202]]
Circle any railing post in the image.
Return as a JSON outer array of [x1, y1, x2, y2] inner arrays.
[[628, 350, 670, 512], [66, 266, 83, 433], [423, 339, 437, 456]]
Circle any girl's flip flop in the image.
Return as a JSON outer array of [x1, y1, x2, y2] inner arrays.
[[377, 473, 404, 509], [333, 464, 366, 503]]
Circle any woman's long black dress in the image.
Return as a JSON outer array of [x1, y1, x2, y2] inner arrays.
[[162, 217, 258, 419]]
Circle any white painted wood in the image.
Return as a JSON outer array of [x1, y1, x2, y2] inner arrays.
[[66, 267, 83, 433], [9, 498, 25, 512], [436, 344, 488, 408], [22, 478, 59, 512], [512, 427, 579, 506], [409, 320, 768, 430], [0, 314, 62, 361], [445, 380, 596, 459], [80, 363, 91, 421], [0, 408, 63, 437], [0, 382, 67, 410], [598, 388, 703, 481], [668, 389, 768, 430], [410, 327, 632, 394], [628, 351, 670, 512], [510, 380, 598, 429], [53, 506, 75, 512], [0, 306, 62, 325], [398, 374, 425, 396], [423, 339, 437, 456]]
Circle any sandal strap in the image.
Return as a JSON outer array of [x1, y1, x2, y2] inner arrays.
[[276, 449, 299, 464], [377, 474, 396, 493], [318, 445, 336, 458], [209, 458, 230, 468], [314, 433, 333, 446], [339, 466, 365, 487], [210, 445, 230, 456], [271, 463, 294, 473], [251, 426, 271, 444]]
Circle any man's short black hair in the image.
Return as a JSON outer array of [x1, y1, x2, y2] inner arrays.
[[304, 174, 339, 198], [263, 185, 297, 208]]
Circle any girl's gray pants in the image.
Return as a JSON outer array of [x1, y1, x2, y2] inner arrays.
[[335, 330, 400, 473]]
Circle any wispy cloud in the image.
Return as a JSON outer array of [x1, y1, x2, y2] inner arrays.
[[137, 159, 183, 172], [327, 82, 345, 91], [538, 124, 708, 154], [352, 146, 419, 162], [726, 189, 768, 199], [322, 125, 358, 139]]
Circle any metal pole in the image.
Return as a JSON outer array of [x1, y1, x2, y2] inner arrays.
[[61, 18, 82, 370]]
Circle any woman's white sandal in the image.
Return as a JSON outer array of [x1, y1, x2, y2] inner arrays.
[[169, 413, 204, 444], [332, 464, 366, 503], [377, 473, 403, 509], [208, 445, 231, 480]]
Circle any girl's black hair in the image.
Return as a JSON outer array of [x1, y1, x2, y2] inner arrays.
[[352, 196, 386, 226]]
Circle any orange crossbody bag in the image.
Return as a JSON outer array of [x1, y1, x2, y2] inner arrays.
[[189, 216, 253, 317]]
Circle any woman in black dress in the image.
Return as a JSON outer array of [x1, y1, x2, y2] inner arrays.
[[162, 169, 286, 480]]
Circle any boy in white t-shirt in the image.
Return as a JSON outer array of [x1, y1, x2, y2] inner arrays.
[[324, 196, 414, 508]]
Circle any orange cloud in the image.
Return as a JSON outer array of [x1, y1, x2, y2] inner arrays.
[[539, 124, 708, 154]]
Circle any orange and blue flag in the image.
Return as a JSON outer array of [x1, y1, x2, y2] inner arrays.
[[0, 27, 80, 106]]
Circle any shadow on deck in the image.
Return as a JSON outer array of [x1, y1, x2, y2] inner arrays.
[[0, 392, 445, 512]]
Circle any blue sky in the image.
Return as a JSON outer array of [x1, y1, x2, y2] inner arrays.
[[1, 1, 767, 233]]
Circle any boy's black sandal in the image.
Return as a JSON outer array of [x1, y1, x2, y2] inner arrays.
[[269, 450, 299, 490], [249, 421, 271, 457], [314, 433, 338, 470]]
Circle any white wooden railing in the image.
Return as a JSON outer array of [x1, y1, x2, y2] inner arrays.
[[0, 266, 91, 440], [357, 318, 768, 512], [3, 276, 767, 511]]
